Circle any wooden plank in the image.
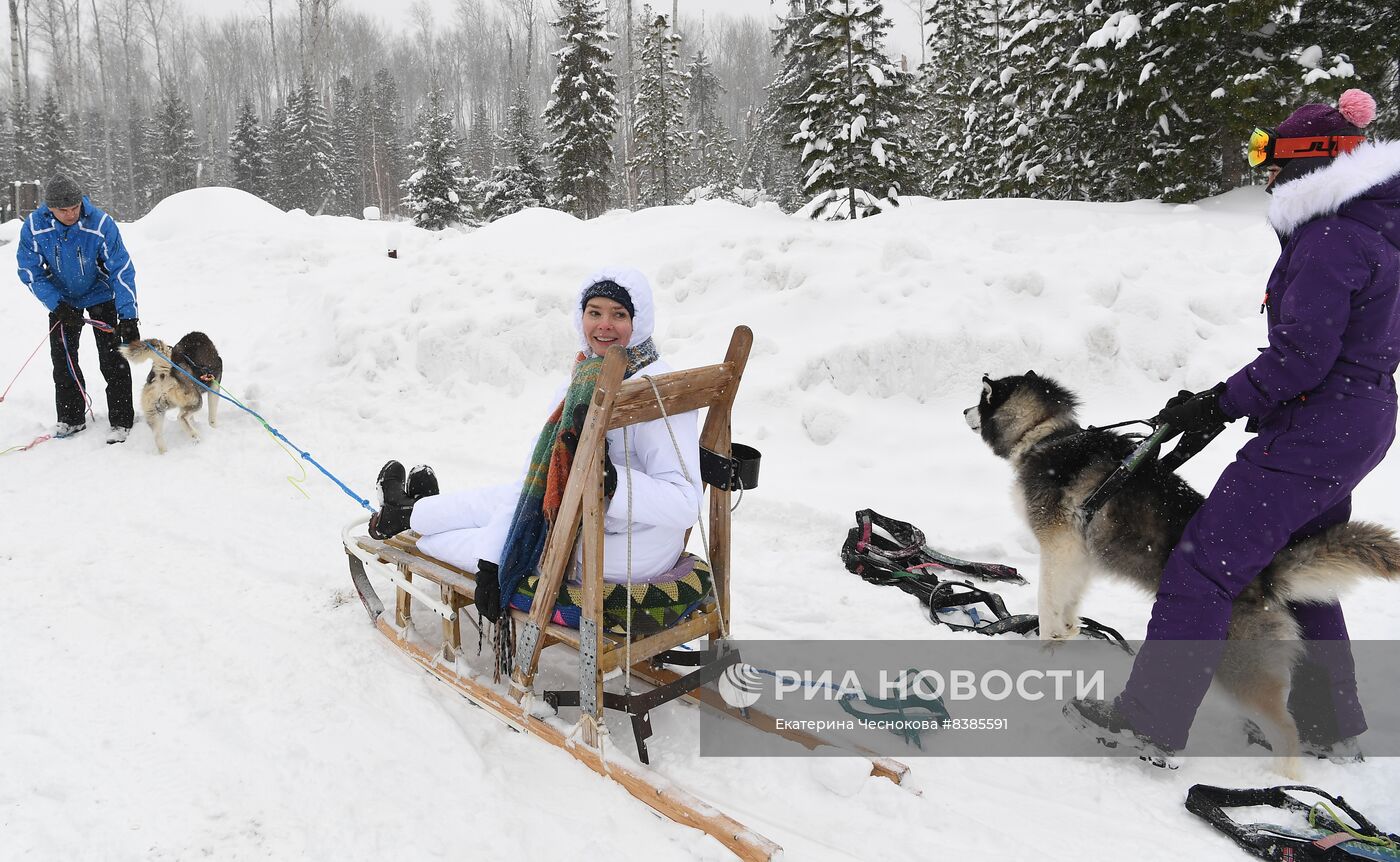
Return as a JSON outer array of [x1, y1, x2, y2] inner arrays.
[[699, 327, 752, 631], [441, 585, 460, 662], [515, 347, 630, 689], [360, 536, 585, 652], [629, 662, 910, 787], [607, 364, 735, 429], [580, 425, 608, 744], [373, 616, 782, 861], [394, 563, 413, 628], [599, 611, 720, 673]]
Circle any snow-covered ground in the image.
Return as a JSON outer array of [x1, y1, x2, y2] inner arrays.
[[2, 188, 1397, 860]]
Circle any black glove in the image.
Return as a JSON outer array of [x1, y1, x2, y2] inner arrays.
[[560, 402, 618, 498], [602, 445, 618, 500], [1153, 383, 1230, 440], [53, 302, 84, 328], [115, 319, 140, 344]]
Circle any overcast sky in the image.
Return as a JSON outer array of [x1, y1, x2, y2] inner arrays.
[[191, 0, 926, 64]]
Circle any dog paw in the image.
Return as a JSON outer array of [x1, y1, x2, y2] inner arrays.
[[1042, 623, 1081, 642]]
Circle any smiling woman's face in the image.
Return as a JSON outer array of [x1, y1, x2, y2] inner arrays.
[[582, 297, 633, 355]]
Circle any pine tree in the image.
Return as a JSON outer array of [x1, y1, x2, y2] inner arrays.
[[751, 0, 821, 210], [684, 49, 739, 201], [229, 99, 271, 201], [402, 87, 476, 229], [10, 100, 36, 183], [794, 0, 915, 219], [544, 0, 620, 219], [121, 99, 152, 215], [146, 88, 198, 204], [467, 100, 496, 179], [79, 108, 115, 206], [629, 10, 690, 208], [480, 83, 548, 221], [1291, 0, 1400, 140], [281, 79, 335, 213], [34, 91, 85, 183], [917, 0, 998, 199], [328, 76, 363, 216]]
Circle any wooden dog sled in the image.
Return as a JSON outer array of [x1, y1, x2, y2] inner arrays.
[[342, 326, 908, 860]]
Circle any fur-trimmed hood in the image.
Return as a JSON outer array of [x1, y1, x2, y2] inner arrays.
[[1268, 140, 1400, 249]]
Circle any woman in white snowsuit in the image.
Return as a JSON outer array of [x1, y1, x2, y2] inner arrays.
[[371, 267, 703, 585]]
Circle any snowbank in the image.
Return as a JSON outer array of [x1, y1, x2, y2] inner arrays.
[[2, 188, 1396, 860]]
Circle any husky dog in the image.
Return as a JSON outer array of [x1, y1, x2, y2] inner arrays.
[[120, 332, 223, 454], [966, 371, 1400, 765]]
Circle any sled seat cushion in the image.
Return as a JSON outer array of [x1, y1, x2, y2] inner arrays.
[[510, 553, 713, 636]]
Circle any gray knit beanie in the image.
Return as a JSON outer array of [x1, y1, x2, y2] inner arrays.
[[44, 174, 83, 209]]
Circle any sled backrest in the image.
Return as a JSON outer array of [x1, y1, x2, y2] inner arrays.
[[512, 325, 752, 695]]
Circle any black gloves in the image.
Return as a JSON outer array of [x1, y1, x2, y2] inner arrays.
[[53, 303, 84, 328], [115, 319, 140, 344], [1153, 383, 1230, 440], [561, 402, 619, 499]]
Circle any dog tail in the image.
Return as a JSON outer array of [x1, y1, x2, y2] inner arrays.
[[1270, 521, 1400, 603], [119, 338, 169, 366]]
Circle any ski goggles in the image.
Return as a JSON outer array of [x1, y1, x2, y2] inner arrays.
[[1248, 127, 1366, 168]]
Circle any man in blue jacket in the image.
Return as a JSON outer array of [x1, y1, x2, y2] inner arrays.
[[16, 174, 141, 443]]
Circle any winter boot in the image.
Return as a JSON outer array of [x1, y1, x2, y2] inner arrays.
[[54, 421, 87, 438], [369, 460, 414, 540], [1064, 697, 1180, 769], [1243, 718, 1365, 763], [107, 426, 131, 444], [407, 464, 439, 500]]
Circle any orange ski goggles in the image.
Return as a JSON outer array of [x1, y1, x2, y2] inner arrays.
[[1248, 127, 1366, 168]]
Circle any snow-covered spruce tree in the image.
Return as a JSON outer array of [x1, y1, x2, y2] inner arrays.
[[480, 84, 548, 222], [80, 108, 115, 206], [9, 100, 36, 183], [34, 91, 86, 183], [745, 0, 820, 210], [916, 0, 999, 199], [122, 99, 153, 215], [467, 100, 496, 180], [282, 79, 335, 213], [328, 76, 364, 216], [685, 49, 739, 201], [266, 104, 296, 210], [629, 10, 690, 208], [402, 87, 477, 229], [147, 88, 198, 204], [794, 0, 915, 220], [544, 0, 620, 219], [229, 99, 270, 201], [991, 0, 1102, 199], [1291, 0, 1400, 140]]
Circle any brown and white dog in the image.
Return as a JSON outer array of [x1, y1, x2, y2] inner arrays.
[[120, 332, 223, 454]]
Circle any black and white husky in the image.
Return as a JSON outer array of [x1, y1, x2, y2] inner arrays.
[[120, 332, 223, 454], [966, 371, 1400, 765]]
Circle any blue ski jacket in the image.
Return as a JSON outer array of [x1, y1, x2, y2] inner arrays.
[[16, 198, 139, 319]]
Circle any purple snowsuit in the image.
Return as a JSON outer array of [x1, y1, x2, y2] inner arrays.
[[1119, 141, 1400, 751]]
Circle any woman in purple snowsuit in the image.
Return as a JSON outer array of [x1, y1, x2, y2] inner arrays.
[[1071, 89, 1400, 760]]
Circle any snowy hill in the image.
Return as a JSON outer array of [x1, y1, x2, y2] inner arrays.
[[2, 188, 1397, 860]]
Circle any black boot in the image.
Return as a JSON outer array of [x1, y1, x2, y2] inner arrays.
[[407, 464, 439, 500], [1063, 697, 1179, 768], [369, 460, 414, 540]]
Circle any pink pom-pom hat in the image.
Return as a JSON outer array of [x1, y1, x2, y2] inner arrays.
[[1277, 88, 1376, 138]]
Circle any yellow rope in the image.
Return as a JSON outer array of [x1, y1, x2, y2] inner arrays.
[[1309, 800, 1398, 849]]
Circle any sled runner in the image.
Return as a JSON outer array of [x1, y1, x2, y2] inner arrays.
[[343, 327, 906, 861]]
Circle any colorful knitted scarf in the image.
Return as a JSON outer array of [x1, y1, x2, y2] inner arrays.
[[484, 337, 660, 651]]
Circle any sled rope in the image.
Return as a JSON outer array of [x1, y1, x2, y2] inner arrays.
[[642, 374, 728, 639], [140, 340, 370, 511], [0, 321, 61, 405]]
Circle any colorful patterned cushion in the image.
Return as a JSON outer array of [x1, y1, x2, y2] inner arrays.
[[509, 554, 712, 636]]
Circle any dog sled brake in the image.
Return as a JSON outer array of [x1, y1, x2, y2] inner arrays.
[[341, 326, 909, 861]]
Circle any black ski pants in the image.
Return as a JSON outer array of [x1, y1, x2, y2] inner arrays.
[[48, 300, 133, 429]]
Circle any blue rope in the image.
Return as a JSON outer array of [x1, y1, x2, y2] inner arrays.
[[139, 340, 375, 513]]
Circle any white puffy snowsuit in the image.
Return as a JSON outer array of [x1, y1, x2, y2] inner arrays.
[[411, 267, 703, 583]]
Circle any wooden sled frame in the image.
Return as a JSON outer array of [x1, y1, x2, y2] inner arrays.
[[343, 326, 908, 861]]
